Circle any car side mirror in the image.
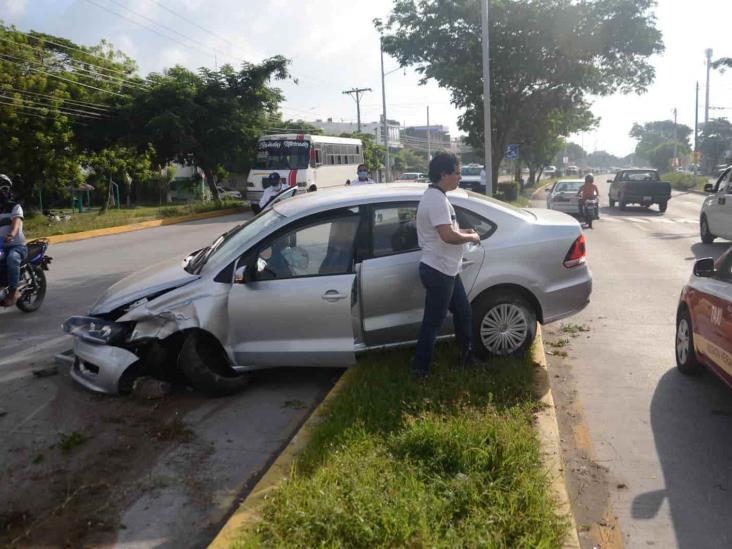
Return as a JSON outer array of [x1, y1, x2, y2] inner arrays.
[[693, 257, 716, 277], [704, 184, 714, 193]]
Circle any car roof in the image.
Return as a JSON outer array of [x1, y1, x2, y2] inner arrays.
[[554, 179, 584, 185], [273, 184, 433, 217]]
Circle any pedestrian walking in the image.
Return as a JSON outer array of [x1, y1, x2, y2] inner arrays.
[[350, 164, 375, 185], [411, 152, 480, 378]]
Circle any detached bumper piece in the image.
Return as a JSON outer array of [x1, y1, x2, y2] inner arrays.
[[70, 338, 139, 395]]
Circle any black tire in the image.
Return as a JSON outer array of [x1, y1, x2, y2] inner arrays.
[[308, 185, 317, 192], [619, 199, 627, 211], [658, 201, 668, 213], [587, 216, 593, 229], [609, 197, 616, 208], [16, 267, 46, 313], [472, 291, 537, 358], [178, 331, 251, 396], [676, 307, 703, 375], [701, 215, 715, 244]]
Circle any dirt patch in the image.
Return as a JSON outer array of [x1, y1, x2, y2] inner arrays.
[[542, 326, 625, 549], [0, 371, 202, 548]]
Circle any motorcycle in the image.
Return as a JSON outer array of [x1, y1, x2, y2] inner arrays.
[[0, 238, 52, 312], [581, 198, 599, 229]]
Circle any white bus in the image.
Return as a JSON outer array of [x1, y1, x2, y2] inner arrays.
[[246, 134, 364, 204]]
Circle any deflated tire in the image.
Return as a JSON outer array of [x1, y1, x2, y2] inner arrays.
[[178, 331, 250, 396]]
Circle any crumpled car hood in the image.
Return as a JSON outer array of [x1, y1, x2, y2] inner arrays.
[[90, 255, 200, 315]]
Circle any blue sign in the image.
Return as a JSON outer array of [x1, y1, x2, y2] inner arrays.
[[505, 144, 519, 160]]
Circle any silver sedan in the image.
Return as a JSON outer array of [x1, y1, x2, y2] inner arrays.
[[63, 184, 592, 395], [546, 179, 584, 215]]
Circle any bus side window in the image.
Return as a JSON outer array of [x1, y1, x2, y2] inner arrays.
[[314, 148, 322, 166]]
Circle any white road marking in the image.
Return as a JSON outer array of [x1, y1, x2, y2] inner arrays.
[[0, 335, 70, 367]]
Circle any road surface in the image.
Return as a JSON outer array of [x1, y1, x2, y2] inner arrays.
[[535, 178, 732, 549], [0, 213, 338, 548]]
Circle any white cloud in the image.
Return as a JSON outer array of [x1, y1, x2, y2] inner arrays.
[[3, 0, 27, 16]]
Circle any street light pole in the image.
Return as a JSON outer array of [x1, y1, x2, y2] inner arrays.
[[705, 48, 713, 125], [480, 0, 493, 196], [673, 107, 678, 167], [694, 81, 699, 153], [380, 37, 391, 183], [426, 105, 431, 160]]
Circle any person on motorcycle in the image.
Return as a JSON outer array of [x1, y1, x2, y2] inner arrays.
[[578, 173, 599, 220], [0, 174, 27, 307]]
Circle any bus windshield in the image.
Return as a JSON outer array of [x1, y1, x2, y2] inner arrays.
[[255, 139, 310, 170]]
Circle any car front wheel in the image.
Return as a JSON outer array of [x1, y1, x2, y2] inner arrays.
[[473, 292, 537, 357], [676, 307, 703, 375], [701, 215, 716, 244], [179, 330, 251, 396]]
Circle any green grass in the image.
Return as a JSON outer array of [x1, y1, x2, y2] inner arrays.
[[232, 344, 567, 548], [661, 171, 710, 192], [24, 200, 245, 239]]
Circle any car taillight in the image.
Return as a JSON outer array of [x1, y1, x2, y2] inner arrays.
[[563, 234, 586, 268]]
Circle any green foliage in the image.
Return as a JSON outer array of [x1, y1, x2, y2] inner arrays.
[[233, 345, 566, 548], [496, 181, 520, 201], [380, 0, 663, 188], [630, 120, 693, 169], [266, 115, 324, 135], [394, 147, 429, 173], [698, 118, 732, 173], [662, 172, 707, 191]]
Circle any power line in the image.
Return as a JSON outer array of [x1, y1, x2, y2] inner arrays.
[[0, 49, 145, 91], [1, 87, 115, 112], [82, 0, 223, 63], [342, 87, 372, 132], [0, 106, 88, 125], [0, 55, 127, 97], [0, 92, 111, 118], [0, 97, 104, 119], [0, 33, 145, 83]]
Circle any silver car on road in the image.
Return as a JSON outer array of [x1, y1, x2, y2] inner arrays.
[[64, 184, 592, 395], [546, 179, 584, 215]]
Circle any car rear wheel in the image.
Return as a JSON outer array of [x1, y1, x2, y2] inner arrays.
[[658, 201, 668, 213], [609, 197, 616, 208], [676, 307, 703, 375], [700, 215, 715, 243], [619, 199, 627, 210], [178, 330, 251, 396], [473, 292, 537, 358]]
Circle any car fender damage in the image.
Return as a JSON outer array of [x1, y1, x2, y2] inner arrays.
[[70, 285, 233, 395]]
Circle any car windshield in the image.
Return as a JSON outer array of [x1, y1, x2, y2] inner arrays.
[[461, 167, 482, 176], [622, 170, 657, 181], [254, 139, 310, 170], [187, 209, 285, 274]]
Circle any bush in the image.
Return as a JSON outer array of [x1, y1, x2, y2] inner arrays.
[[496, 181, 520, 201], [662, 172, 707, 191]]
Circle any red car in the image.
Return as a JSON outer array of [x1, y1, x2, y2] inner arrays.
[[676, 248, 732, 387]]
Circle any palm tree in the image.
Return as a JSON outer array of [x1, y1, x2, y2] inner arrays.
[[712, 58, 732, 70]]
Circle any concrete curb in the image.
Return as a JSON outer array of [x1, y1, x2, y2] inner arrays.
[[532, 325, 581, 549], [42, 207, 247, 245], [207, 368, 355, 549]]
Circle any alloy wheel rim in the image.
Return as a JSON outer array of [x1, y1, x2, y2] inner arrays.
[[677, 318, 689, 364], [480, 303, 528, 355]]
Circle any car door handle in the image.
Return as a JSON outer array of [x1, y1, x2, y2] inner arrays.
[[322, 290, 348, 302]]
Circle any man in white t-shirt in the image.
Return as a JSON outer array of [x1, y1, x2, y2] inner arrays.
[[412, 152, 480, 377], [0, 175, 27, 307]]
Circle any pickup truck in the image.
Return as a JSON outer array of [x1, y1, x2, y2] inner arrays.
[[607, 169, 671, 213]]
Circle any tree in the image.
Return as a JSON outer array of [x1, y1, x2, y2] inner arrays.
[[644, 140, 689, 172], [266, 115, 324, 135], [379, 0, 663, 190], [394, 147, 428, 173], [630, 119, 693, 169], [122, 58, 290, 200], [82, 144, 153, 211], [0, 24, 138, 206], [698, 118, 732, 173]]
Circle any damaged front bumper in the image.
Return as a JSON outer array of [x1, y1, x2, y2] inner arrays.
[[69, 338, 139, 395]]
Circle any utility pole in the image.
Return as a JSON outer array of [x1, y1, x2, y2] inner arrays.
[[379, 38, 391, 182], [480, 0, 493, 196], [705, 48, 713, 125], [673, 107, 678, 168], [342, 87, 372, 133], [694, 81, 699, 153], [426, 106, 431, 160]]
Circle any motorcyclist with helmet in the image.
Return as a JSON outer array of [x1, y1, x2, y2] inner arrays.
[[0, 174, 27, 307], [578, 173, 599, 225]]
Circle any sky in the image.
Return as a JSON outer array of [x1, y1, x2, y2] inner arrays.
[[2, 0, 732, 157]]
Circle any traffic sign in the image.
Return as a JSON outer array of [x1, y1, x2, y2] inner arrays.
[[505, 144, 519, 160]]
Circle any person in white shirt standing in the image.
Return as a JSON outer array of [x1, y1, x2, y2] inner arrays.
[[350, 164, 375, 185], [412, 152, 480, 377]]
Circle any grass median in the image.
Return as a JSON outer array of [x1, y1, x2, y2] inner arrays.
[[24, 200, 246, 240], [232, 343, 567, 548]]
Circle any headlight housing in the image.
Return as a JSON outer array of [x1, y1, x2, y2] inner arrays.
[[62, 316, 134, 345]]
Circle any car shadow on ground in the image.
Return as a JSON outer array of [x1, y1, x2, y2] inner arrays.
[[633, 368, 732, 548], [599, 205, 666, 217]]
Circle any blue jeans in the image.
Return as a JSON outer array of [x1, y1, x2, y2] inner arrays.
[[412, 262, 473, 375], [1, 245, 27, 289]]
